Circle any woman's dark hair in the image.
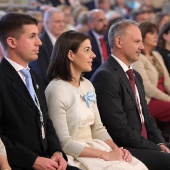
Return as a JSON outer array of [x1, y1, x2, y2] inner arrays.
[[47, 30, 90, 81], [139, 21, 158, 54], [139, 21, 164, 77], [139, 21, 158, 40], [157, 22, 170, 49]]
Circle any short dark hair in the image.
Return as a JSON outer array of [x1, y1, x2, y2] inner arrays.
[[0, 12, 38, 49], [47, 30, 90, 81]]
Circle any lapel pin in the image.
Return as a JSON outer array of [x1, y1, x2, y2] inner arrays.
[[36, 84, 39, 89]]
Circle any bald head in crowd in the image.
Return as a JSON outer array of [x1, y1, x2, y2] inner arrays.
[[87, 9, 108, 35]]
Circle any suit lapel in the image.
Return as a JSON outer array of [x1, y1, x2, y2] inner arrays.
[[1, 58, 37, 110], [107, 56, 136, 103], [134, 74, 150, 126], [135, 74, 147, 119], [31, 71, 43, 109]]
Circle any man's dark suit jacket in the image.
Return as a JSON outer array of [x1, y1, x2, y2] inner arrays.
[[37, 0, 70, 6], [84, 30, 111, 79], [91, 55, 165, 150], [29, 31, 53, 87], [0, 58, 66, 169]]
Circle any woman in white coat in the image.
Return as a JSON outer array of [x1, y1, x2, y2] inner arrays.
[[45, 30, 148, 170]]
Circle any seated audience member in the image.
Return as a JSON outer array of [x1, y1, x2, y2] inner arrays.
[[72, 5, 89, 26], [105, 10, 121, 25], [29, 7, 66, 87], [157, 21, 170, 74], [6, 6, 26, 13], [57, 4, 75, 31], [0, 12, 79, 170], [45, 30, 148, 170], [37, 0, 71, 6], [74, 12, 89, 34], [91, 19, 170, 170], [113, 0, 130, 18], [130, 7, 155, 23], [0, 139, 11, 170], [26, 10, 44, 35], [125, 0, 141, 11], [132, 21, 170, 123], [152, 12, 170, 31], [162, 1, 170, 16], [96, 0, 113, 14], [152, 0, 167, 12], [140, 0, 155, 12]]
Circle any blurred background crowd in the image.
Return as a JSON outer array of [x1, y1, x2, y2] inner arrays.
[[0, 0, 170, 65]]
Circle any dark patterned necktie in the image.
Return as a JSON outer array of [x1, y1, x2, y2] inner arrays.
[[126, 69, 148, 139]]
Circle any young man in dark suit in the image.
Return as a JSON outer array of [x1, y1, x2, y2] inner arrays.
[[91, 19, 170, 170], [0, 12, 79, 170]]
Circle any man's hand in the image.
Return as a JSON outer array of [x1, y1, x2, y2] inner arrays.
[[159, 144, 170, 153], [33, 156, 58, 170], [51, 152, 67, 170]]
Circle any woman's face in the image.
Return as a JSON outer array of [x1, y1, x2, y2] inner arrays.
[[70, 39, 96, 74], [143, 30, 158, 48], [163, 30, 170, 45]]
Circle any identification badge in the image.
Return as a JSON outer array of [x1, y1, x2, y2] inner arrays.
[[41, 124, 45, 139]]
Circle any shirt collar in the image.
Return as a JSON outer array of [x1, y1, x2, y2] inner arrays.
[[5, 57, 29, 72], [92, 30, 104, 40], [111, 54, 133, 72]]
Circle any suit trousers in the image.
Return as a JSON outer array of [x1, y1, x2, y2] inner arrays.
[[127, 143, 170, 170], [12, 165, 81, 170]]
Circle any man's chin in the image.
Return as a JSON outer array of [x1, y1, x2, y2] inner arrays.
[[30, 55, 38, 62], [134, 56, 140, 62]]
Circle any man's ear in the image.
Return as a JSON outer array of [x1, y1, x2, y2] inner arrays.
[[115, 36, 122, 48], [7, 37, 17, 49], [67, 50, 74, 61], [88, 21, 93, 29]]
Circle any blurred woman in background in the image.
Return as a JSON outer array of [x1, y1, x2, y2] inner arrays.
[[157, 21, 170, 74], [132, 21, 170, 123]]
